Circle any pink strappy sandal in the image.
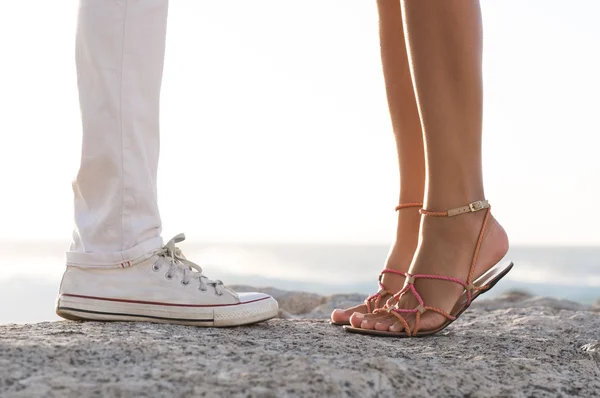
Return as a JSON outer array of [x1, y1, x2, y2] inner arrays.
[[330, 203, 422, 326], [343, 200, 513, 337]]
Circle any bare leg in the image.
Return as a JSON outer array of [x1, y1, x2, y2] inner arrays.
[[352, 0, 508, 332], [331, 0, 424, 324]]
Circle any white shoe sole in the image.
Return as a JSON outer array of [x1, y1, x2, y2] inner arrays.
[[56, 293, 279, 327]]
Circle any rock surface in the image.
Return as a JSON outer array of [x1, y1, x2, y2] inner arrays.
[[592, 299, 600, 312], [2, 292, 600, 397], [230, 285, 326, 315]]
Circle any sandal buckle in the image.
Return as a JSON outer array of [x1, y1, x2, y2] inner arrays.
[[469, 201, 484, 212]]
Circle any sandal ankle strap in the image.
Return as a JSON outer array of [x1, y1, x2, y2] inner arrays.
[[395, 203, 423, 211], [420, 200, 490, 217]]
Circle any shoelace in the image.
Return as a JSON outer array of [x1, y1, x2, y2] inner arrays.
[[153, 233, 224, 295]]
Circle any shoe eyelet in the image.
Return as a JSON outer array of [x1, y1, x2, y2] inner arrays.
[[181, 280, 189, 286], [199, 286, 207, 292], [165, 273, 173, 280], [152, 264, 160, 272]]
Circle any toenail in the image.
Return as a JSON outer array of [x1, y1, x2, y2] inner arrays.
[[353, 313, 364, 319]]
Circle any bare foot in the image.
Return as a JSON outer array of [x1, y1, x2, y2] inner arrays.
[[350, 209, 508, 333], [331, 206, 421, 324]]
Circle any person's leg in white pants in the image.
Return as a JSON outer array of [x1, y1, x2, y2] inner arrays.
[[57, 0, 278, 326], [68, 0, 166, 268]]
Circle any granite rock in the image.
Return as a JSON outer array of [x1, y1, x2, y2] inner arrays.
[[2, 292, 600, 397], [230, 285, 325, 315]]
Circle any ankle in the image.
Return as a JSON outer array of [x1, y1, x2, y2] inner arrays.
[[419, 211, 486, 248], [423, 190, 485, 211], [395, 203, 421, 233], [383, 210, 419, 272], [416, 210, 509, 279]]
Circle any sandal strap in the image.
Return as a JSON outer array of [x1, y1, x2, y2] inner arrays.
[[395, 202, 423, 211], [389, 310, 413, 336], [388, 199, 493, 335], [406, 273, 468, 288], [420, 200, 489, 217], [389, 303, 457, 336], [365, 268, 407, 311], [419, 198, 491, 286]]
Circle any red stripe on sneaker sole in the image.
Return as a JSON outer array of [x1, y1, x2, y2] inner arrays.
[[61, 293, 271, 307]]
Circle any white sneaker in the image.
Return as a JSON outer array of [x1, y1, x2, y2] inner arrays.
[[56, 234, 279, 327]]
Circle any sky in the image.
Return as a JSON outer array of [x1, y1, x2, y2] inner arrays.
[[0, 0, 599, 245]]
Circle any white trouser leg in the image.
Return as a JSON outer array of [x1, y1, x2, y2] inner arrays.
[[67, 0, 169, 267]]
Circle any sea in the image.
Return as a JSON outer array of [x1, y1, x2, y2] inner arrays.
[[1, 241, 599, 324]]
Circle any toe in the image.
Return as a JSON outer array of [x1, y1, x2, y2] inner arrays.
[[330, 309, 346, 323], [374, 315, 397, 331], [349, 312, 366, 327], [331, 304, 367, 324], [358, 313, 387, 329], [389, 320, 406, 332]]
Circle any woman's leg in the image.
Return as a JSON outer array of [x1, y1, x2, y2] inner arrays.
[[352, 0, 508, 332], [331, 0, 425, 324]]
